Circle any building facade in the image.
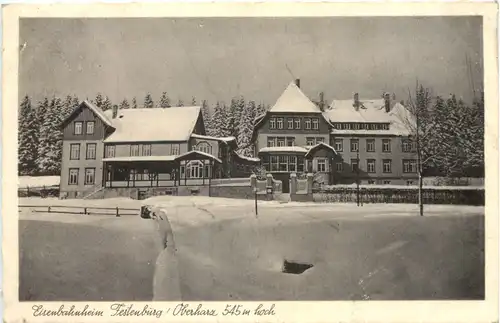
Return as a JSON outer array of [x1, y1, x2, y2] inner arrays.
[[252, 80, 418, 190], [59, 101, 256, 199]]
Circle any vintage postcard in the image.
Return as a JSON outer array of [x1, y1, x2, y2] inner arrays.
[[2, 2, 499, 323]]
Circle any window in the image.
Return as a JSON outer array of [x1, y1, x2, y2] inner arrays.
[[204, 165, 212, 178], [367, 159, 376, 173], [74, 122, 83, 135], [382, 159, 392, 173], [269, 118, 276, 129], [366, 139, 375, 152], [277, 118, 284, 129], [407, 180, 414, 186], [312, 118, 319, 130], [334, 139, 343, 152], [317, 158, 327, 172], [287, 118, 294, 129], [305, 118, 312, 130], [289, 156, 297, 172], [86, 143, 96, 160], [353, 123, 360, 130], [86, 121, 95, 135], [403, 159, 417, 173], [105, 145, 115, 158], [297, 156, 304, 172], [187, 161, 203, 179], [142, 144, 152, 156], [382, 139, 391, 152], [277, 137, 286, 147], [368, 180, 375, 185], [316, 137, 324, 143], [350, 139, 359, 152], [336, 162, 343, 172], [294, 118, 301, 129], [84, 168, 95, 185], [351, 159, 358, 172], [278, 155, 288, 171], [70, 144, 80, 160], [286, 137, 295, 146], [383, 180, 391, 185], [402, 139, 413, 152], [195, 142, 211, 154], [130, 144, 140, 156], [270, 156, 279, 171], [68, 168, 79, 185], [171, 144, 180, 155], [262, 155, 270, 171], [267, 137, 276, 147], [143, 169, 150, 181], [306, 137, 316, 146]]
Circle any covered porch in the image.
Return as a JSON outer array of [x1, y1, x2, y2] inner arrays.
[[102, 151, 222, 188]]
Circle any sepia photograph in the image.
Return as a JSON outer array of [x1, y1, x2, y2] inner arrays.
[[2, 3, 498, 322]]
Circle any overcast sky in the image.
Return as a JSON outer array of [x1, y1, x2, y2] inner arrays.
[[19, 16, 483, 107]]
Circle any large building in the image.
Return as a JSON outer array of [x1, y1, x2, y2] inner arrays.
[[59, 101, 257, 199], [252, 80, 418, 192]]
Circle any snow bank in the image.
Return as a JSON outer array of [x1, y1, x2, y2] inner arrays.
[[18, 176, 60, 188]]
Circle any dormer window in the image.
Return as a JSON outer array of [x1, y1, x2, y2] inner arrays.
[[74, 122, 83, 135], [86, 121, 95, 134]]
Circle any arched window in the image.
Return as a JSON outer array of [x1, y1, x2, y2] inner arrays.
[[195, 141, 212, 155], [186, 160, 212, 179]]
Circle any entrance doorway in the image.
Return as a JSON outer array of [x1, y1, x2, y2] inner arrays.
[[272, 173, 290, 193]]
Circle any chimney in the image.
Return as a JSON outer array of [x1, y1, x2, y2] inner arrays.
[[353, 92, 360, 111], [112, 105, 118, 119], [295, 79, 301, 88], [383, 92, 391, 113]]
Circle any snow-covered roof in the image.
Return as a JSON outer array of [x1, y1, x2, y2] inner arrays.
[[103, 155, 177, 162], [327, 99, 413, 136], [191, 134, 236, 143], [258, 146, 309, 154], [103, 106, 201, 143], [269, 81, 322, 114], [233, 151, 260, 162], [304, 142, 337, 158], [83, 100, 115, 128], [175, 150, 222, 163]]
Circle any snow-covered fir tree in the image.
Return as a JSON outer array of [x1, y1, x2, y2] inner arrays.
[[18, 95, 39, 175], [211, 101, 229, 137], [177, 99, 184, 107], [159, 92, 171, 108], [37, 97, 63, 174], [72, 95, 80, 109], [144, 93, 154, 108], [201, 100, 211, 135], [238, 100, 257, 157], [119, 99, 130, 109], [191, 97, 197, 106], [131, 97, 138, 109], [35, 97, 50, 173], [63, 95, 76, 119], [101, 96, 112, 111], [94, 93, 104, 108]]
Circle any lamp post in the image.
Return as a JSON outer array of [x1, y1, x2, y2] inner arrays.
[[356, 149, 360, 206]]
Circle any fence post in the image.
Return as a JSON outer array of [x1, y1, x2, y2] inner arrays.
[[84, 207, 87, 215], [116, 207, 120, 217], [48, 206, 51, 213], [27, 186, 30, 197]]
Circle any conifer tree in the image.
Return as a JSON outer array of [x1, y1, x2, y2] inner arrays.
[[63, 95, 75, 118], [159, 92, 171, 108], [18, 95, 39, 175], [211, 101, 229, 137], [94, 93, 104, 108], [101, 96, 112, 111], [36, 97, 50, 173], [132, 97, 138, 109], [201, 100, 211, 135], [119, 98, 130, 109], [144, 93, 154, 108], [238, 100, 257, 156], [72, 95, 80, 109], [191, 97, 197, 106], [177, 99, 184, 107]]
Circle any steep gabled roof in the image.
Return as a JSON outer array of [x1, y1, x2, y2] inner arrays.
[[61, 100, 114, 129], [269, 81, 322, 113], [304, 142, 338, 159], [103, 106, 201, 143]]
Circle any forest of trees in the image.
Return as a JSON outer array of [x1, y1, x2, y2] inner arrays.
[[18, 92, 269, 176], [18, 89, 484, 181]]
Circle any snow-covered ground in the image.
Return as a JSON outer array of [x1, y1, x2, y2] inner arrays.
[[18, 176, 60, 188]]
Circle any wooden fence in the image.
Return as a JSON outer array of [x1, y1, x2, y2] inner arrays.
[[18, 205, 140, 217], [313, 187, 485, 206], [18, 185, 59, 198]]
